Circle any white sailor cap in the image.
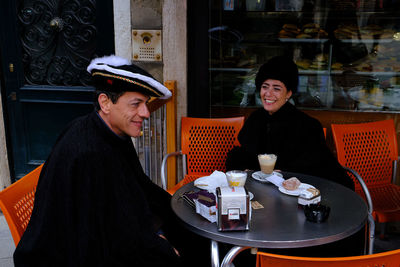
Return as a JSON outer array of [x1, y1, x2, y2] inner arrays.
[[87, 55, 171, 99]]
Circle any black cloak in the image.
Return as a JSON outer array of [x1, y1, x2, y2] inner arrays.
[[226, 102, 354, 190], [14, 111, 186, 266]]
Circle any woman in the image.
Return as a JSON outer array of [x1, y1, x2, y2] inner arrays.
[[226, 55, 354, 190]]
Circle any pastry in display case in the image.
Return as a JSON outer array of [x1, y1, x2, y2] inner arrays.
[[278, 23, 328, 39], [209, 0, 400, 112]]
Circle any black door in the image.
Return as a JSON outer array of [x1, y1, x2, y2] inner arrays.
[[0, 0, 114, 180]]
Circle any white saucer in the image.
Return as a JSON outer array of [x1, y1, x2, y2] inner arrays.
[[278, 183, 315, 196], [252, 171, 282, 183]]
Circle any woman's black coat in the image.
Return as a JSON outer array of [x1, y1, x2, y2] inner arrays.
[[226, 102, 354, 190]]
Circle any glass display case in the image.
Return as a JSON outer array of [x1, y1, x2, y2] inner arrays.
[[209, 0, 400, 113]]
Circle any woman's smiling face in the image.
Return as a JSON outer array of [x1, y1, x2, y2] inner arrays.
[[260, 79, 292, 115]]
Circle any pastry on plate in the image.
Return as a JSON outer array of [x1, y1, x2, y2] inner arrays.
[[282, 177, 301, 191]]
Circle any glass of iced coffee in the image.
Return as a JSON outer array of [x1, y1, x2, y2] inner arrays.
[[258, 154, 277, 174]]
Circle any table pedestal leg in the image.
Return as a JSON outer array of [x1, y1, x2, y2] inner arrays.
[[221, 246, 251, 267], [211, 240, 220, 267], [367, 214, 375, 255]]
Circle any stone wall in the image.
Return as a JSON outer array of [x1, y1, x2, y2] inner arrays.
[[0, 89, 11, 189]]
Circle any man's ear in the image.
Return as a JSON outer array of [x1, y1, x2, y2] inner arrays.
[[98, 93, 111, 114]]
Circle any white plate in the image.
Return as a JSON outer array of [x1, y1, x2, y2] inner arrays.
[[252, 171, 283, 183], [278, 183, 315, 196]]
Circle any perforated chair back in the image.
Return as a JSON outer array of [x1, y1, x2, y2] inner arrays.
[[331, 119, 400, 224], [331, 119, 398, 190], [161, 116, 245, 194], [256, 249, 400, 267], [181, 116, 244, 176], [0, 164, 43, 246]]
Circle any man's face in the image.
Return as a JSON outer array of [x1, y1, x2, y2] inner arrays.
[[105, 91, 150, 137]]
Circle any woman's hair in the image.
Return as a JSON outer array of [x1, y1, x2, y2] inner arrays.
[[255, 55, 299, 93]]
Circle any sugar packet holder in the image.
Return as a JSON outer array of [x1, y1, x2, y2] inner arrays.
[[181, 190, 217, 223], [195, 199, 217, 223], [298, 188, 321, 206]]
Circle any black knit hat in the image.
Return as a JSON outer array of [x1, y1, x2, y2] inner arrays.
[[255, 55, 299, 93], [87, 55, 171, 99]]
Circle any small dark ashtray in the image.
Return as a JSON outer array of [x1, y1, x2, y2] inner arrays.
[[304, 204, 330, 223]]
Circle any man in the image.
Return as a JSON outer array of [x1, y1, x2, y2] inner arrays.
[[14, 55, 203, 266]]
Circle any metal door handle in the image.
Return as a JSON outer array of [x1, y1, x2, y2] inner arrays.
[[9, 92, 17, 101], [50, 17, 64, 31]]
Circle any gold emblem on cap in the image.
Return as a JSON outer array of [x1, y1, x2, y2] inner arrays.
[[92, 72, 161, 96]]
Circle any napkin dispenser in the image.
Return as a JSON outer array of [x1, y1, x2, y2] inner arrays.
[[216, 186, 250, 231]]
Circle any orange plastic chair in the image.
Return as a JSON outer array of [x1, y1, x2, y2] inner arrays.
[[161, 116, 245, 195], [331, 119, 400, 237], [0, 164, 43, 246], [256, 249, 400, 267]]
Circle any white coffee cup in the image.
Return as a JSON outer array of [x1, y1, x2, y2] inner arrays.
[[226, 170, 247, 187]]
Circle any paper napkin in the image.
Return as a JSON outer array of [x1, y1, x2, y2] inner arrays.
[[194, 170, 229, 193], [266, 173, 285, 187]]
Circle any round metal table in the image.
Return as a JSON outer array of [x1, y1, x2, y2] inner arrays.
[[171, 172, 368, 266]]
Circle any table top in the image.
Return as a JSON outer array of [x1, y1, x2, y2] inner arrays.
[[171, 171, 368, 249]]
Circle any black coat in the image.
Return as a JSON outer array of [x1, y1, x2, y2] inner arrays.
[[226, 103, 354, 190], [14, 111, 183, 267]]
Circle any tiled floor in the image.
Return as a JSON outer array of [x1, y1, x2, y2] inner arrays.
[[0, 214, 14, 267], [374, 227, 400, 253], [0, 213, 399, 267]]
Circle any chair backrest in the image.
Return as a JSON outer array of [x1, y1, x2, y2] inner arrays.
[[331, 119, 398, 190], [256, 249, 400, 267], [0, 164, 43, 246], [180, 116, 245, 176]]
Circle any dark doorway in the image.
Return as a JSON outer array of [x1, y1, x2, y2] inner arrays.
[[0, 0, 114, 180], [187, 0, 209, 117]]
